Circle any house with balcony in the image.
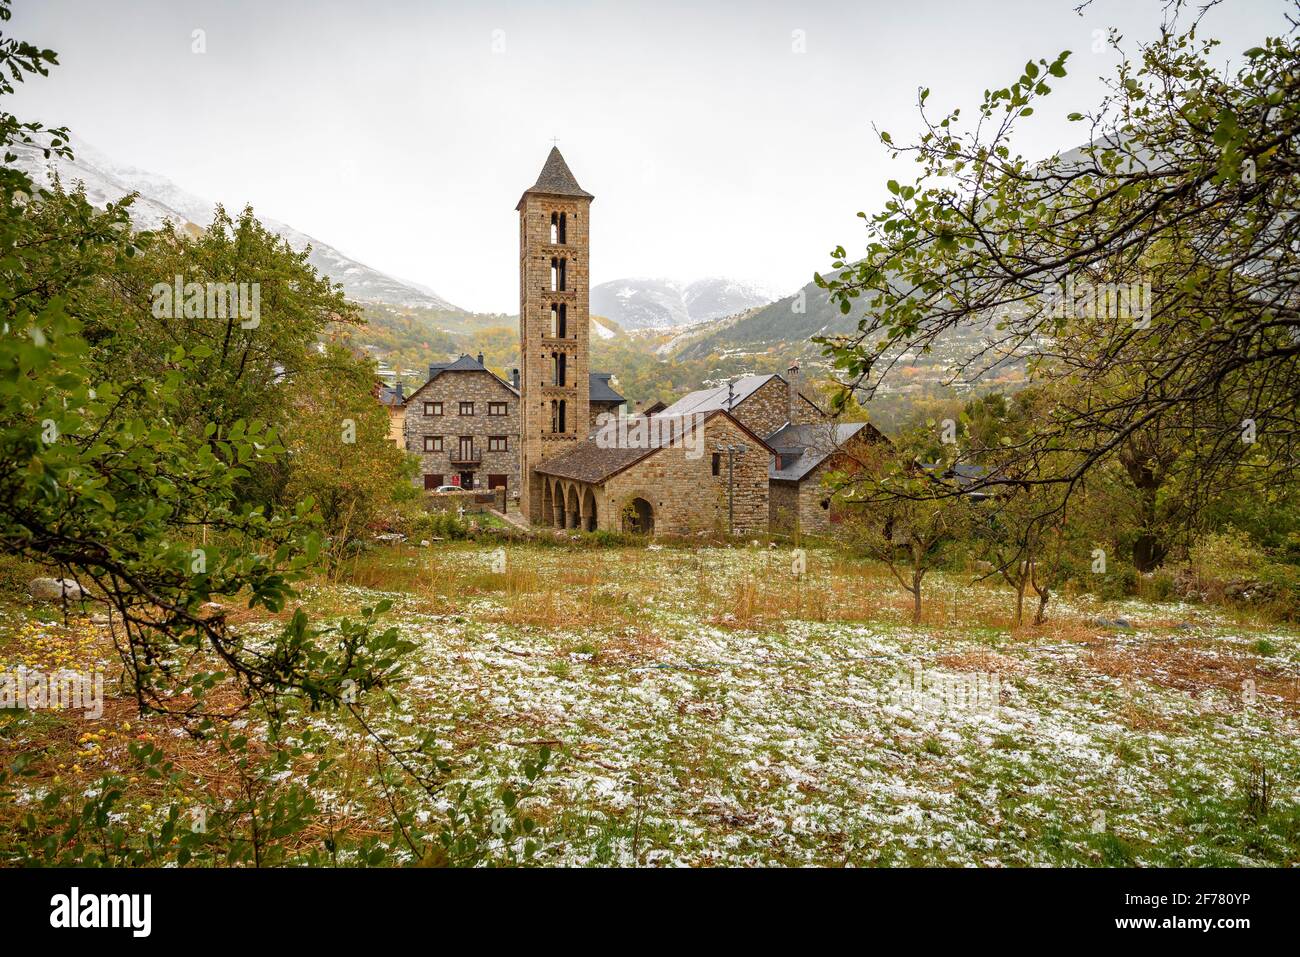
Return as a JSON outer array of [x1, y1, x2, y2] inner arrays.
[[398, 352, 625, 499], [402, 354, 521, 494]]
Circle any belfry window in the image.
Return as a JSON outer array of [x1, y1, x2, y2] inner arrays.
[[550, 399, 568, 434], [551, 351, 567, 387], [550, 212, 566, 244], [557, 303, 567, 338], [550, 257, 567, 292]]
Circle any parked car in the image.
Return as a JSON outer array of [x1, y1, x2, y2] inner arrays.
[[433, 485, 462, 493]]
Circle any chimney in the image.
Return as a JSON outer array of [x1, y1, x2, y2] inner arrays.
[[428, 365, 438, 381], [510, 368, 520, 391], [395, 382, 404, 401], [787, 360, 801, 424], [477, 352, 485, 367]]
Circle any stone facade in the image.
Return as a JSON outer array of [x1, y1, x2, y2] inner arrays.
[[403, 368, 520, 495], [729, 376, 794, 438], [537, 413, 770, 537], [589, 400, 621, 433], [769, 432, 881, 536], [518, 151, 593, 523]]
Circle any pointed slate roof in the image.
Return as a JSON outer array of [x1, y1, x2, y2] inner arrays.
[[517, 146, 594, 209]]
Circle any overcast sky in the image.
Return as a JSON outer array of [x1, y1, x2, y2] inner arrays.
[[7, 0, 1292, 313]]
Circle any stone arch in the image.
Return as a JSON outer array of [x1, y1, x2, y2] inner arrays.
[[566, 485, 581, 529], [621, 492, 655, 536], [541, 478, 553, 527], [582, 487, 598, 532], [551, 479, 566, 528]]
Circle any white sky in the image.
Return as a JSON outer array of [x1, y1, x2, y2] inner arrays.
[[8, 0, 1291, 313]]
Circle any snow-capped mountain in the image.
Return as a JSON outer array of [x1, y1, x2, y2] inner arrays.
[[8, 135, 461, 312], [591, 276, 780, 330]]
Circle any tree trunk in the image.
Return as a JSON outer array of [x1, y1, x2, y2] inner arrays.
[[1033, 586, 1050, 625], [1132, 532, 1166, 573], [910, 568, 924, 624]]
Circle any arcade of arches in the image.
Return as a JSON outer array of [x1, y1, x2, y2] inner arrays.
[[539, 476, 656, 535]]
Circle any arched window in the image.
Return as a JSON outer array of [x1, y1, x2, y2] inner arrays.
[[558, 400, 567, 433], [551, 351, 567, 386], [557, 303, 567, 338], [550, 212, 566, 244]]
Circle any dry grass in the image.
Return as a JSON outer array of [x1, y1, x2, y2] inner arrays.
[[1086, 638, 1300, 716]]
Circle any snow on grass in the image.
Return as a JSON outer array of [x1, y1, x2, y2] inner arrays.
[[3, 543, 1297, 866], [323, 544, 1300, 866]]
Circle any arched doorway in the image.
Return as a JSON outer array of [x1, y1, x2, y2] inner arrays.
[[623, 497, 654, 535], [582, 488, 597, 532]]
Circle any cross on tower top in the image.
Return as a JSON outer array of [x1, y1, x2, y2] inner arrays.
[[550, 136, 560, 146]]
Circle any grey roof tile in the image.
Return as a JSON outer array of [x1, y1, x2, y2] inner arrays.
[[518, 147, 594, 207]]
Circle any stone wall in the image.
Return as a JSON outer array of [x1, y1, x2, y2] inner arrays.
[[769, 480, 800, 533], [733, 376, 790, 439], [589, 400, 621, 433], [423, 488, 506, 514], [600, 413, 770, 536], [403, 370, 520, 495]]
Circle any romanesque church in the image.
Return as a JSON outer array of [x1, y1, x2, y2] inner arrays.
[[394, 147, 883, 536]]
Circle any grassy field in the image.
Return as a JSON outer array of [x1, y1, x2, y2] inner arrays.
[[2, 541, 1298, 866]]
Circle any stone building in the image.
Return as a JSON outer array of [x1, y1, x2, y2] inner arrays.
[[402, 353, 521, 493], [511, 147, 888, 537], [588, 372, 624, 429], [768, 420, 888, 534], [655, 363, 827, 438], [535, 410, 773, 535], [397, 350, 623, 498]]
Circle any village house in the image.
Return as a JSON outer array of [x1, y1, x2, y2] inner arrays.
[[768, 420, 888, 534], [397, 350, 624, 496], [401, 353, 521, 493]]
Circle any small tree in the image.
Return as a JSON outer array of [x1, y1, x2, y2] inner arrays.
[[843, 443, 973, 625], [285, 344, 418, 556]]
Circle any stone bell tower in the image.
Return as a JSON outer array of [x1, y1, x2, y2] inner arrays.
[[517, 147, 593, 523]]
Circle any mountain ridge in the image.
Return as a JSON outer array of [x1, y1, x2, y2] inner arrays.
[[8, 134, 462, 312]]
